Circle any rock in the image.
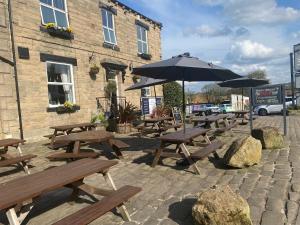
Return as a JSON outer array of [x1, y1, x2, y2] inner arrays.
[[192, 185, 252, 225], [223, 136, 262, 168], [251, 127, 284, 149]]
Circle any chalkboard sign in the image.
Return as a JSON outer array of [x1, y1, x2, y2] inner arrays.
[[141, 97, 163, 115], [172, 107, 182, 124], [252, 84, 283, 106]]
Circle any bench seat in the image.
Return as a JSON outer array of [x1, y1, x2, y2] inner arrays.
[[47, 152, 99, 160], [191, 140, 223, 159], [0, 154, 37, 167], [52, 185, 142, 225], [216, 122, 237, 133], [109, 139, 129, 149]]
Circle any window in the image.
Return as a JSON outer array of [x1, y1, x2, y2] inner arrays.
[[141, 87, 151, 97], [40, 0, 69, 28], [46, 62, 75, 107], [137, 25, 148, 54], [101, 9, 117, 45]]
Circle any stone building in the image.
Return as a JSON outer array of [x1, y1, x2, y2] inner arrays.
[[0, 0, 163, 140]]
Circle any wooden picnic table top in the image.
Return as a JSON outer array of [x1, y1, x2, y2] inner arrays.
[[231, 110, 248, 114], [0, 138, 25, 148], [159, 127, 209, 143], [143, 117, 173, 123], [54, 130, 114, 144], [50, 122, 96, 131], [192, 114, 227, 122], [0, 158, 117, 211]]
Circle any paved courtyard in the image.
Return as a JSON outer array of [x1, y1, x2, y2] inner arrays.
[[0, 115, 300, 225]]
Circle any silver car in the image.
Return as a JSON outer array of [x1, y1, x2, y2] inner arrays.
[[254, 97, 293, 116]]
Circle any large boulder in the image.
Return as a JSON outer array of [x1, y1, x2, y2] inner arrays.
[[192, 185, 252, 225], [223, 135, 262, 168], [251, 126, 284, 149]]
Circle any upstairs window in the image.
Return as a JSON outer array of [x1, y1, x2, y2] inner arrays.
[[46, 62, 75, 107], [101, 9, 117, 45], [40, 0, 69, 28], [137, 25, 148, 54], [141, 87, 151, 97]]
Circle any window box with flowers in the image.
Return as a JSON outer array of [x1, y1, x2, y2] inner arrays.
[[56, 101, 80, 114], [43, 23, 74, 40], [138, 53, 152, 60]]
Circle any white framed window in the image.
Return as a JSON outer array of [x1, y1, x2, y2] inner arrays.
[[101, 9, 117, 45], [46, 61, 75, 107], [137, 25, 148, 54], [141, 87, 151, 97], [39, 0, 69, 28]]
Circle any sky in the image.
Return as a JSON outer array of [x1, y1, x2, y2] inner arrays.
[[120, 0, 300, 92]]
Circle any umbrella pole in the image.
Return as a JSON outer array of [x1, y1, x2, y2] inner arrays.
[[242, 88, 244, 110], [250, 88, 253, 132], [154, 85, 157, 106], [182, 79, 186, 133]]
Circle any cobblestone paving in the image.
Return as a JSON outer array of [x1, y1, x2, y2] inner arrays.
[[0, 116, 299, 225]]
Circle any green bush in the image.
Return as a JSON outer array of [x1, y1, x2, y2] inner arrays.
[[163, 82, 183, 109]]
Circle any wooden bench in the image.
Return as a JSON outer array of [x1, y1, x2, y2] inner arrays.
[[0, 154, 36, 174], [216, 121, 237, 133], [191, 140, 223, 159], [47, 152, 99, 161], [52, 185, 142, 225]]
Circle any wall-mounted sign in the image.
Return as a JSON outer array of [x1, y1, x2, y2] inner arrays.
[[294, 44, 300, 72], [252, 84, 283, 106], [141, 97, 163, 115]]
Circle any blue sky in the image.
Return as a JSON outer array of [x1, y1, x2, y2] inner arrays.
[[121, 0, 300, 92]]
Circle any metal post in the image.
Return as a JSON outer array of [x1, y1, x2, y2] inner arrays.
[[249, 88, 253, 132], [282, 85, 287, 136], [290, 53, 295, 108], [182, 79, 186, 133]]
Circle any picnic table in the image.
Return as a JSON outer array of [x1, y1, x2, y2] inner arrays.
[[0, 139, 36, 174], [47, 122, 97, 148], [144, 128, 223, 174], [192, 114, 228, 128], [231, 110, 249, 118], [47, 130, 129, 160], [0, 158, 141, 225], [137, 116, 181, 136]]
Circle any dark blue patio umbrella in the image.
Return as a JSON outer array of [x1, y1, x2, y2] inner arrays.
[[218, 77, 269, 130], [132, 53, 241, 132]]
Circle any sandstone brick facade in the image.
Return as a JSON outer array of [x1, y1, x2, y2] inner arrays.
[[0, 0, 162, 140]]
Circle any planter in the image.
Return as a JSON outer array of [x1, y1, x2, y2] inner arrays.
[[56, 105, 80, 114], [117, 123, 132, 134], [90, 66, 100, 75], [138, 53, 152, 60], [107, 118, 118, 132], [47, 27, 74, 40]]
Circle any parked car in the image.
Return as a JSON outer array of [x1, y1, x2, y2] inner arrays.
[[219, 104, 233, 113], [254, 97, 293, 116], [191, 104, 212, 115], [205, 104, 220, 113]]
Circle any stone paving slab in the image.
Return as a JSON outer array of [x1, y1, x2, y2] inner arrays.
[[0, 115, 299, 225]]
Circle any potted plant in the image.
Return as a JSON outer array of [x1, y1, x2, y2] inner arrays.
[[89, 64, 100, 75], [91, 111, 108, 130], [104, 81, 117, 98], [117, 102, 138, 133]]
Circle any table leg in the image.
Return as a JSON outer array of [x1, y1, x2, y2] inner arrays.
[[179, 143, 201, 175], [50, 130, 57, 147], [20, 161, 30, 175], [151, 142, 165, 167], [104, 172, 131, 221], [73, 141, 81, 154], [6, 208, 20, 225]]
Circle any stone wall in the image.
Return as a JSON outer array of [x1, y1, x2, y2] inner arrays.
[[0, 0, 162, 140]]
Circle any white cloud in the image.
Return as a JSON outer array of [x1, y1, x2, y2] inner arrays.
[[227, 40, 274, 63], [194, 0, 300, 25], [231, 64, 267, 75], [292, 31, 300, 39], [183, 25, 249, 38]]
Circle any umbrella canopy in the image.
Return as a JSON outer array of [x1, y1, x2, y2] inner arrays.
[[125, 77, 167, 91], [218, 77, 269, 88], [132, 53, 241, 81]]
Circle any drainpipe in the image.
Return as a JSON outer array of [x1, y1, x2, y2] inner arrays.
[[7, 0, 24, 139]]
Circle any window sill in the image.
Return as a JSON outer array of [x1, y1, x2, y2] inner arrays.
[[138, 53, 152, 60], [103, 42, 120, 51], [40, 26, 74, 40], [47, 105, 80, 114]]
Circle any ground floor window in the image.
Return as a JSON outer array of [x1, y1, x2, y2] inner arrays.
[[46, 61, 75, 107], [141, 87, 151, 97]]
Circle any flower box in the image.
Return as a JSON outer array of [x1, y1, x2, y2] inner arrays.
[[138, 53, 152, 60]]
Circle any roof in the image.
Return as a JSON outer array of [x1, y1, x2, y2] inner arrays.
[[110, 0, 163, 28]]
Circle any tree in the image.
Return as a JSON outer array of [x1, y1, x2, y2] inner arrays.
[[186, 90, 196, 104], [247, 70, 267, 80], [163, 82, 183, 109], [201, 83, 228, 103]]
